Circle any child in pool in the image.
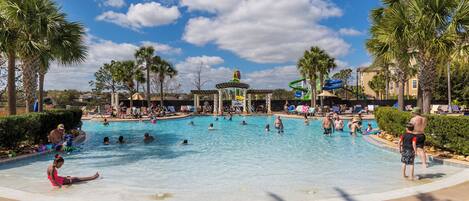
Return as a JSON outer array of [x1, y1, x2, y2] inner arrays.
[[117, 136, 125, 144], [47, 154, 99, 188], [103, 137, 110, 145], [208, 123, 215, 130], [265, 124, 270, 132]]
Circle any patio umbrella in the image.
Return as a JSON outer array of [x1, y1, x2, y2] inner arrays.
[[317, 90, 336, 97], [129, 93, 145, 101]]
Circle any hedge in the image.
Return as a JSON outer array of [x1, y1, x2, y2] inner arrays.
[[375, 107, 469, 155], [0, 109, 82, 148]]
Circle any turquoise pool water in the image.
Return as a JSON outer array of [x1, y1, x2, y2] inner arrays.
[[0, 116, 463, 201]]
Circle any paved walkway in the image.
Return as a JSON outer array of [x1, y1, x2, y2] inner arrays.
[[387, 181, 469, 201]]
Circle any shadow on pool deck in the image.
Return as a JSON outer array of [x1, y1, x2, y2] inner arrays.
[[267, 192, 286, 201], [333, 187, 357, 201]]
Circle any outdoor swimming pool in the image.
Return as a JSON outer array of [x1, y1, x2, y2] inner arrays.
[[0, 116, 464, 201]]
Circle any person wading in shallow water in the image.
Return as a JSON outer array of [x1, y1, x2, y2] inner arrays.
[[410, 107, 428, 168]]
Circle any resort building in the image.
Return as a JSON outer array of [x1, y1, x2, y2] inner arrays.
[[358, 66, 419, 99]]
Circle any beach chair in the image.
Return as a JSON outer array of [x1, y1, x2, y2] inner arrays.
[[288, 105, 296, 114], [332, 106, 340, 114], [450, 105, 460, 113], [296, 105, 304, 114], [168, 106, 176, 113], [439, 105, 449, 114], [431, 105, 439, 114], [353, 105, 363, 113], [405, 105, 413, 111], [367, 105, 375, 113]]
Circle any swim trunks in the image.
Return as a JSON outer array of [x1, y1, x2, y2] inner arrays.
[[415, 134, 425, 148], [401, 149, 415, 165], [324, 128, 332, 135]]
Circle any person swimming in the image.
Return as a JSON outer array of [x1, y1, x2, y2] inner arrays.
[[265, 124, 270, 132], [118, 136, 125, 144], [215, 117, 219, 121], [304, 115, 309, 126], [241, 120, 247, 125], [47, 154, 99, 188], [103, 137, 110, 145], [181, 139, 189, 145], [144, 133, 155, 143], [188, 121, 195, 126], [208, 123, 215, 130], [103, 118, 109, 126]]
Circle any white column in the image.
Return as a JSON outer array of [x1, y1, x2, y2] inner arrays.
[[193, 94, 197, 111], [114, 93, 119, 110], [218, 89, 223, 114], [196, 95, 200, 112], [243, 89, 247, 114], [248, 94, 252, 113], [213, 94, 218, 114], [267, 93, 272, 113]]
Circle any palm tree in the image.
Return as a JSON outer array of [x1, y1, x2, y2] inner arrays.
[[151, 56, 177, 107], [135, 46, 155, 107], [113, 60, 142, 110], [405, 0, 469, 113], [0, 4, 19, 115], [297, 47, 323, 107], [1, 0, 81, 112], [366, 1, 414, 111], [37, 21, 87, 112], [317, 52, 336, 108]]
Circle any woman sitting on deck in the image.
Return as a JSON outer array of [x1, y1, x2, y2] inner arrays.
[[47, 154, 99, 188]]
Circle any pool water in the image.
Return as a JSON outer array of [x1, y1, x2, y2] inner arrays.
[[0, 116, 463, 201]]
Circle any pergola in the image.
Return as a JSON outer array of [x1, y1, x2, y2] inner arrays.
[[191, 82, 273, 114]]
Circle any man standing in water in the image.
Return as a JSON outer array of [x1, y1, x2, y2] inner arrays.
[[274, 116, 284, 133], [410, 107, 427, 168], [322, 114, 333, 136]]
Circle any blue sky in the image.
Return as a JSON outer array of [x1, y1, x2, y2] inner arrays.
[[46, 0, 381, 92]]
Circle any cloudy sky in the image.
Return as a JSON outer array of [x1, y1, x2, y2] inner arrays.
[[46, 0, 380, 92]]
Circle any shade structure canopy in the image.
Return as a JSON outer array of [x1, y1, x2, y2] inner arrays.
[[129, 92, 145, 100], [317, 90, 336, 97], [215, 82, 249, 89]]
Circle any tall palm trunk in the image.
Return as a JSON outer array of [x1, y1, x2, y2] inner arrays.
[[417, 84, 423, 108], [38, 71, 45, 112], [418, 55, 436, 114], [129, 91, 133, 113], [146, 65, 150, 108], [309, 74, 316, 107], [7, 51, 16, 115], [159, 77, 164, 107], [398, 80, 405, 111], [22, 58, 39, 113], [385, 77, 389, 100], [319, 73, 324, 109]]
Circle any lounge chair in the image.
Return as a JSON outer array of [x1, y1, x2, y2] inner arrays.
[[167, 106, 176, 113], [431, 105, 440, 114], [353, 105, 363, 113], [368, 105, 375, 112], [308, 107, 315, 115], [405, 105, 413, 111], [296, 105, 304, 114], [288, 105, 296, 114], [451, 105, 460, 113]]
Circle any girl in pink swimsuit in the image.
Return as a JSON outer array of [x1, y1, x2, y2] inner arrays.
[[47, 154, 99, 188]]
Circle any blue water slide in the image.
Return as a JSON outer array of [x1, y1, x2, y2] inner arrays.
[[322, 79, 343, 90]]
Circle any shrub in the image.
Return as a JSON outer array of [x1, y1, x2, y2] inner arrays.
[[0, 109, 82, 149], [375, 107, 469, 155]]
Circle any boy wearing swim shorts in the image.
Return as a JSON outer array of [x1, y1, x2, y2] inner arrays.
[[399, 123, 417, 180]]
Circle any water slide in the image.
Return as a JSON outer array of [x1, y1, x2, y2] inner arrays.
[[288, 79, 311, 100]]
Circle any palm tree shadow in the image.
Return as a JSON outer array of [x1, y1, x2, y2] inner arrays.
[[267, 192, 286, 201], [417, 173, 445, 180], [415, 193, 451, 201], [333, 187, 357, 201]]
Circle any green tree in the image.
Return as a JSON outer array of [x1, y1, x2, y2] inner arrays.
[[317, 52, 337, 108], [297, 47, 325, 107], [90, 61, 122, 94], [332, 68, 353, 99], [135, 46, 155, 106], [368, 73, 386, 99], [113, 60, 141, 109], [0, 0, 87, 112], [37, 21, 87, 112], [151, 56, 177, 107], [366, 1, 415, 111], [396, 0, 469, 113], [0, 2, 20, 114]]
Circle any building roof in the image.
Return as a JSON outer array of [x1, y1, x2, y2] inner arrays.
[[215, 82, 250, 89], [190, 90, 219, 95]]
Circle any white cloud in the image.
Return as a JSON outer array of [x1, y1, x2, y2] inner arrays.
[[103, 0, 125, 8], [96, 2, 181, 30], [244, 65, 300, 89], [45, 34, 181, 91], [141, 41, 182, 55], [175, 55, 301, 91], [338, 28, 363, 36], [182, 0, 349, 63]]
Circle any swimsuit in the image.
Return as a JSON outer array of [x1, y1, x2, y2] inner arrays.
[[324, 127, 332, 134], [400, 133, 417, 165], [48, 168, 65, 186], [415, 134, 425, 148]]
